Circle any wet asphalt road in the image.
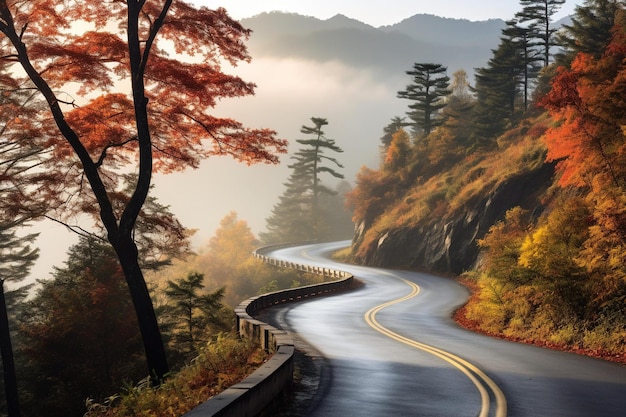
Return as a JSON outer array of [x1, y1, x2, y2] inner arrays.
[[264, 242, 626, 417]]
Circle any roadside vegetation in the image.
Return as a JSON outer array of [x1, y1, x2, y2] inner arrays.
[[347, 0, 626, 362], [84, 334, 268, 417], [0, 212, 320, 416]]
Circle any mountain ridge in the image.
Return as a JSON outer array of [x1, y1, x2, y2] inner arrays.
[[240, 12, 505, 78]]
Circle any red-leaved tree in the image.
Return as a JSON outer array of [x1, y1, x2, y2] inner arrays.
[[540, 9, 626, 311], [0, 0, 287, 383]]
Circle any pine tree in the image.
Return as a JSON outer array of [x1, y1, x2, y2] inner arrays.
[[517, 0, 566, 67], [163, 272, 226, 357], [397, 63, 451, 136], [557, 0, 625, 63], [262, 118, 345, 243], [472, 31, 527, 144], [380, 116, 410, 154], [0, 225, 38, 417], [502, 18, 543, 110]]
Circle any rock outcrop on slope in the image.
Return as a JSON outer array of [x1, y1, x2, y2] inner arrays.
[[353, 161, 555, 275]]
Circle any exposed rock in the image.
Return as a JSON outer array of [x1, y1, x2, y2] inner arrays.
[[355, 162, 555, 274]]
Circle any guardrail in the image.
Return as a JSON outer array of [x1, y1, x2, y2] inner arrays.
[[183, 244, 355, 417]]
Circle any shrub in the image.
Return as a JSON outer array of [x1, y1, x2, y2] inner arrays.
[[85, 334, 268, 417]]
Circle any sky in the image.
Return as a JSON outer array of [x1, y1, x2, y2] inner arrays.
[[198, 0, 580, 26]]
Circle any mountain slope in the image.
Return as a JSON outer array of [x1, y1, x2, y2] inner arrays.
[[350, 119, 555, 274]]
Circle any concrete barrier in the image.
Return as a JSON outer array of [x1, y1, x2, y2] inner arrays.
[[182, 244, 355, 417]]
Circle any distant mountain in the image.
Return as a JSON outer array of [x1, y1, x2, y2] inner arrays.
[[380, 14, 504, 48], [241, 12, 506, 78]]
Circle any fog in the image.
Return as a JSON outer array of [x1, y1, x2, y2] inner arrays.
[[154, 58, 405, 237], [29, 56, 407, 282]]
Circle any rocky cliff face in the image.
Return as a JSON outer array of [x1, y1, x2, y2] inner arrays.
[[353, 162, 555, 275]]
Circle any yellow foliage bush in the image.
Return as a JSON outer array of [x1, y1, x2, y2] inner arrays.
[[464, 275, 510, 333]]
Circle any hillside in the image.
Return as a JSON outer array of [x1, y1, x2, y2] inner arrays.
[[349, 117, 554, 274], [346, 2, 626, 360]]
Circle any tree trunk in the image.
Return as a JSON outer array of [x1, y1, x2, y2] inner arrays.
[[0, 283, 20, 417], [113, 238, 169, 383]]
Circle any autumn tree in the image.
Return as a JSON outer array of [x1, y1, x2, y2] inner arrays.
[[347, 130, 414, 240], [517, 197, 591, 315], [397, 63, 451, 136], [541, 6, 626, 318], [541, 10, 626, 190], [478, 207, 532, 285], [0, 1, 287, 382], [382, 128, 412, 175], [262, 117, 345, 242], [18, 237, 145, 417], [147, 212, 321, 307], [379, 116, 410, 155], [0, 60, 61, 224]]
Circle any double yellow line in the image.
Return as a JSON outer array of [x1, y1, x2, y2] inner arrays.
[[364, 278, 507, 417]]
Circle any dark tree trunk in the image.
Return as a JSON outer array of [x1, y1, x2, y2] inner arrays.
[[113, 237, 168, 383], [0, 283, 20, 417]]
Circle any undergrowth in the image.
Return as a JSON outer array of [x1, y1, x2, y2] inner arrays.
[[456, 273, 626, 364], [84, 333, 268, 417]]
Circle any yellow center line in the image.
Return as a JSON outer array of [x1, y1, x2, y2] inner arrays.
[[364, 278, 507, 417]]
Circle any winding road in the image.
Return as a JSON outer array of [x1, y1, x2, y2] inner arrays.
[[264, 241, 626, 417]]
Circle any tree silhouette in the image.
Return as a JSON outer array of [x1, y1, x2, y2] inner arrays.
[[397, 63, 451, 136], [262, 117, 344, 242], [517, 0, 566, 67], [0, 225, 37, 417]]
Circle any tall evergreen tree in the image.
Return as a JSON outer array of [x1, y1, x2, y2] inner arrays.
[[472, 34, 525, 144], [262, 117, 345, 243], [517, 0, 566, 67], [0, 225, 37, 417], [397, 63, 451, 136], [439, 69, 476, 148], [0, 71, 50, 417], [502, 18, 543, 110], [557, 0, 625, 63]]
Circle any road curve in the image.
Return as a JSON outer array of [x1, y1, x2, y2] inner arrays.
[[264, 241, 626, 417]]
